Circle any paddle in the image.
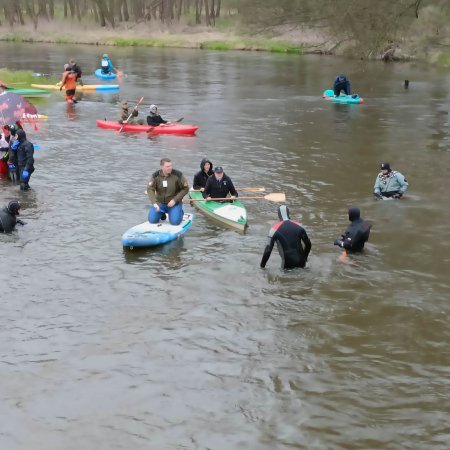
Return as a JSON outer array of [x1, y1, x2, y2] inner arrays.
[[186, 193, 285, 202], [191, 187, 265, 192], [117, 96, 144, 134]]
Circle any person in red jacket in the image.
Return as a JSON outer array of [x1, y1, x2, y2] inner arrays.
[[60, 64, 78, 103]]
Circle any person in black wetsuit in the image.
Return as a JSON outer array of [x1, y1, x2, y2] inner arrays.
[[260, 205, 311, 269], [193, 158, 214, 191], [0, 200, 24, 233], [334, 207, 372, 252]]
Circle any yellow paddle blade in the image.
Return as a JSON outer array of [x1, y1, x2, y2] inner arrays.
[[262, 192, 286, 202], [187, 193, 286, 202]]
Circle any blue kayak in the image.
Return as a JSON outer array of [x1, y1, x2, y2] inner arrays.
[[323, 89, 364, 104], [122, 213, 194, 248], [94, 69, 117, 80]]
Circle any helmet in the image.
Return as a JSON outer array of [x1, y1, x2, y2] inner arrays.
[[7, 200, 20, 215], [150, 104, 157, 114], [103, 54, 108, 58]]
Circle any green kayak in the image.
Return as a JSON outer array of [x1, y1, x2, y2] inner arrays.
[[189, 191, 248, 231], [6, 87, 51, 98]]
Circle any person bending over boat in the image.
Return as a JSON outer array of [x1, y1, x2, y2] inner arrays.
[[69, 59, 83, 86], [203, 166, 238, 202], [260, 205, 311, 270], [333, 74, 351, 96], [147, 158, 190, 226], [118, 100, 143, 125], [8, 130, 35, 191], [100, 54, 119, 75], [334, 207, 371, 252], [193, 158, 214, 191], [146, 105, 168, 126], [373, 162, 408, 199], [0, 200, 25, 233], [60, 64, 78, 103]]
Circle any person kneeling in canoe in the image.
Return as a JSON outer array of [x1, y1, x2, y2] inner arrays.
[[203, 166, 238, 202], [260, 205, 311, 270], [373, 162, 409, 199], [193, 158, 214, 192], [333, 74, 351, 97], [60, 64, 78, 103], [118, 100, 144, 125], [334, 207, 372, 253], [146, 104, 168, 127], [147, 158, 190, 226]]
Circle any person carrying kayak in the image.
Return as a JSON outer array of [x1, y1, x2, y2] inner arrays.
[[203, 166, 238, 202], [0, 200, 25, 233], [193, 158, 214, 191], [146, 158, 190, 226], [334, 207, 372, 252], [260, 205, 311, 270], [60, 64, 78, 103], [68, 59, 83, 86], [118, 100, 143, 125], [373, 162, 409, 199], [333, 74, 351, 97], [146, 105, 168, 126], [100, 54, 120, 75], [8, 129, 35, 191]]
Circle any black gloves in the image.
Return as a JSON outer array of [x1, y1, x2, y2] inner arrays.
[[374, 192, 383, 200], [334, 239, 343, 247], [392, 193, 402, 199]]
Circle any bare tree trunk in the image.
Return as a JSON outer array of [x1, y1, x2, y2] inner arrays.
[[122, 0, 129, 21], [25, 0, 39, 29], [215, 0, 220, 18], [176, 0, 182, 20], [67, 0, 75, 17], [209, 0, 215, 24], [195, 0, 202, 24], [63, 0, 67, 18], [204, 0, 210, 26], [16, 1, 26, 25], [49, 0, 54, 19], [116, 0, 122, 21]]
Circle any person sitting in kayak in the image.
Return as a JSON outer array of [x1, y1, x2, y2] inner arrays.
[[118, 100, 143, 125], [147, 158, 190, 226], [60, 64, 78, 103], [203, 166, 238, 202], [260, 205, 311, 270], [333, 74, 351, 97], [69, 59, 83, 86], [146, 105, 168, 126], [334, 207, 372, 252], [373, 162, 409, 199], [193, 158, 214, 191], [0, 200, 25, 233], [100, 54, 119, 75]]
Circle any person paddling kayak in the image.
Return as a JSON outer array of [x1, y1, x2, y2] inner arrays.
[[100, 54, 120, 75], [193, 158, 214, 191], [118, 100, 143, 125], [146, 105, 168, 126]]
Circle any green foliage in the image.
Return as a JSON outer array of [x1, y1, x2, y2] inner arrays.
[[0, 68, 57, 85]]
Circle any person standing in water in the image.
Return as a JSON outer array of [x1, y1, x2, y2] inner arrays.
[[334, 207, 372, 252]]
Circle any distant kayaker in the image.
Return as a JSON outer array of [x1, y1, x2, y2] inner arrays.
[[69, 59, 83, 85], [203, 166, 238, 202], [146, 158, 190, 226], [100, 54, 119, 75], [146, 105, 168, 126], [8, 129, 34, 191], [334, 207, 372, 252], [0, 200, 25, 233], [260, 205, 311, 270], [333, 74, 351, 96], [60, 64, 78, 103], [119, 100, 143, 125], [373, 162, 409, 199], [193, 158, 214, 191]]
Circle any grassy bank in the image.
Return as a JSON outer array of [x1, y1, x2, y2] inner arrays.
[[0, 68, 57, 86]]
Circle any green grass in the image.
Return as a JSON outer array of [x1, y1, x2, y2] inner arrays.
[[112, 37, 175, 47], [201, 39, 303, 53], [0, 68, 57, 86], [435, 51, 450, 67]]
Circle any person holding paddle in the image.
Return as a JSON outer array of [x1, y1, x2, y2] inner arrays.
[[203, 166, 238, 202], [147, 158, 190, 226], [260, 205, 311, 270], [146, 104, 168, 126], [119, 100, 143, 125]]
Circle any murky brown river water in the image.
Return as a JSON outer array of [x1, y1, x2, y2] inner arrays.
[[1, 42, 449, 449]]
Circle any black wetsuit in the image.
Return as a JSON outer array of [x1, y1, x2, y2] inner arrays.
[[335, 209, 371, 252], [333, 76, 351, 96], [9, 131, 34, 190], [0, 207, 17, 233], [261, 219, 311, 269]]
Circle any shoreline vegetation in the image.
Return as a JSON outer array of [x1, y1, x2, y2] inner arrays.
[[0, 1, 449, 66]]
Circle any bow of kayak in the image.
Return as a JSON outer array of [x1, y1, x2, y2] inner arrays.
[[189, 191, 247, 231], [122, 213, 194, 248], [96, 120, 198, 135], [323, 89, 364, 104], [94, 69, 117, 80], [31, 83, 120, 92], [7, 87, 51, 98]]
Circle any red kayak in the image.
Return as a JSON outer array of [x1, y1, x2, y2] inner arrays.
[[96, 120, 198, 135]]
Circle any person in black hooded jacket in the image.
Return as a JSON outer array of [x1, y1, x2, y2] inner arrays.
[[334, 207, 372, 252], [0, 200, 24, 233], [203, 166, 238, 201], [8, 129, 35, 191], [260, 205, 311, 269], [193, 158, 214, 191]]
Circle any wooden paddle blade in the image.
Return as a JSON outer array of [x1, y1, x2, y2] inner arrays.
[[263, 192, 286, 202], [238, 187, 265, 192], [186, 193, 285, 202]]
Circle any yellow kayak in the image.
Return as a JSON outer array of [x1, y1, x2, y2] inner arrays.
[[31, 83, 120, 92], [22, 113, 48, 120]]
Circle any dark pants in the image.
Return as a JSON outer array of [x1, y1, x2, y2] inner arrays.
[[19, 166, 34, 190], [334, 82, 350, 96]]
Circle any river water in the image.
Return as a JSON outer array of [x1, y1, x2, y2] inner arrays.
[[1, 42, 449, 450]]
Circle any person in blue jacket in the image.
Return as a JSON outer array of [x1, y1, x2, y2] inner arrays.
[[100, 54, 119, 75], [333, 74, 351, 97], [373, 162, 409, 199]]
